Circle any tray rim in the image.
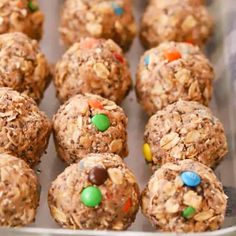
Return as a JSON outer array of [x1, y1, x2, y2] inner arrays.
[[1, 225, 236, 236]]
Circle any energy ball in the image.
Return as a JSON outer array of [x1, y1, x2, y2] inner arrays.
[[140, 0, 213, 49], [48, 153, 140, 230], [136, 42, 214, 116], [0, 87, 51, 167], [60, 0, 136, 51], [141, 160, 227, 232], [149, 0, 205, 7], [53, 93, 128, 164], [0, 153, 40, 227], [0, 0, 44, 40], [143, 101, 228, 171], [0, 32, 51, 103], [54, 37, 132, 104]]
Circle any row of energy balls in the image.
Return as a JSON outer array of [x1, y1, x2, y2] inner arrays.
[[0, 0, 228, 233], [138, 0, 228, 233], [0, 0, 51, 227]]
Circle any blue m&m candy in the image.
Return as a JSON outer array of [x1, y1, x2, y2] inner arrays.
[[144, 55, 150, 66], [181, 171, 201, 188], [112, 2, 124, 16]]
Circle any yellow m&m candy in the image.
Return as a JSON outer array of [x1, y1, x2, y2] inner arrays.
[[143, 143, 152, 162]]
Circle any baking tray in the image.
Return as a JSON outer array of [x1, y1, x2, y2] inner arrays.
[[1, 0, 236, 235]]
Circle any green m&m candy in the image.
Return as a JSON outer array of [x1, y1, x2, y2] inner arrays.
[[28, 0, 39, 12], [182, 206, 196, 219], [92, 114, 110, 132], [80, 186, 102, 207]]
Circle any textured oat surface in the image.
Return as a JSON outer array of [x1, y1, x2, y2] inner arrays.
[[0, 153, 40, 227], [48, 153, 140, 230], [144, 100, 228, 170], [19, 0, 233, 231], [0, 32, 51, 103], [0, 87, 51, 167], [149, 0, 205, 7], [54, 38, 132, 104], [53, 93, 128, 164], [0, 0, 44, 40], [140, 0, 213, 48], [136, 42, 214, 116], [141, 160, 227, 232], [60, 0, 136, 51]]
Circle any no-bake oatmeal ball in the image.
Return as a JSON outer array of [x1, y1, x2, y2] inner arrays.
[[60, 0, 136, 51], [143, 101, 228, 171], [0, 0, 44, 40], [0, 153, 40, 227], [0, 87, 51, 167], [136, 42, 214, 116], [141, 160, 227, 232], [54, 37, 132, 104], [140, 0, 213, 49], [53, 93, 128, 164], [149, 0, 205, 7], [0, 32, 51, 103], [48, 153, 140, 230]]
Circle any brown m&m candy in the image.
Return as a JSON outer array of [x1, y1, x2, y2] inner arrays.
[[88, 166, 108, 186]]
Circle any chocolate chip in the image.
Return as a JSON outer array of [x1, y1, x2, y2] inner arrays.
[[88, 166, 108, 186]]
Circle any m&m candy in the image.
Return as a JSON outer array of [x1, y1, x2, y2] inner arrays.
[[182, 206, 196, 219], [88, 100, 103, 109], [112, 2, 124, 16], [122, 198, 132, 213], [92, 114, 110, 132], [144, 55, 150, 66], [164, 50, 182, 62], [113, 52, 124, 64], [181, 171, 201, 188], [143, 143, 152, 162], [88, 166, 108, 186], [28, 0, 39, 12], [80, 186, 102, 207]]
